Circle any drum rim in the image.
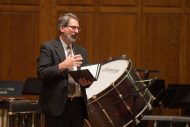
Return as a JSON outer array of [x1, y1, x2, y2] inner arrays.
[[101, 55, 129, 65], [122, 97, 154, 127], [87, 58, 132, 103]]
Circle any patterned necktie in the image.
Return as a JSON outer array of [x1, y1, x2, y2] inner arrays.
[[67, 45, 72, 57], [67, 45, 76, 96], [67, 45, 73, 70]]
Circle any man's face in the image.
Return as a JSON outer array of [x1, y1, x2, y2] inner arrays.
[[60, 18, 80, 44]]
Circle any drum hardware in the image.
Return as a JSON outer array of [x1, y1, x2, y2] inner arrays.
[[136, 72, 159, 106], [114, 79, 156, 109], [135, 69, 160, 80], [91, 95, 115, 127], [121, 54, 127, 59], [135, 70, 159, 108], [108, 55, 129, 62], [111, 82, 141, 126], [135, 79, 153, 83], [113, 89, 142, 126], [113, 68, 154, 126], [86, 56, 156, 127], [111, 82, 132, 113], [84, 119, 92, 127], [108, 56, 113, 61], [135, 70, 161, 111], [113, 91, 151, 127], [135, 82, 155, 104], [126, 69, 153, 110], [135, 81, 155, 111]]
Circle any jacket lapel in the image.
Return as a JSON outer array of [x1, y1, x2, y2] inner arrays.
[[53, 38, 66, 62], [73, 44, 80, 55]]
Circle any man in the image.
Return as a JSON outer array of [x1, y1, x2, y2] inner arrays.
[[37, 13, 90, 127]]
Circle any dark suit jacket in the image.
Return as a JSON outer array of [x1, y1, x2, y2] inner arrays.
[[37, 38, 88, 117]]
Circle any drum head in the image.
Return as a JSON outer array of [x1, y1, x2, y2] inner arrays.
[[86, 59, 129, 99]]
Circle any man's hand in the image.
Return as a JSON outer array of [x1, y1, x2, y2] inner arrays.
[[59, 54, 83, 71], [78, 78, 92, 86]]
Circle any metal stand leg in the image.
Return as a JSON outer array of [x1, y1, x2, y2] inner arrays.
[[169, 121, 173, 127], [153, 120, 157, 127], [0, 109, 7, 127], [186, 123, 189, 127]]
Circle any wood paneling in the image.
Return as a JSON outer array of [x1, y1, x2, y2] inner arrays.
[[76, 13, 94, 63], [99, 0, 137, 6], [185, 0, 190, 8], [93, 13, 138, 63], [143, 0, 182, 7], [0, 12, 39, 80], [141, 14, 181, 84], [183, 14, 190, 83], [56, 0, 93, 5], [0, 0, 38, 5]]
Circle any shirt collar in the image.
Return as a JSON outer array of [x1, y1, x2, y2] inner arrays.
[[59, 36, 72, 50]]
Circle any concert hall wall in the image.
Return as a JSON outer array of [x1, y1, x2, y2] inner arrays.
[[0, 0, 190, 116]]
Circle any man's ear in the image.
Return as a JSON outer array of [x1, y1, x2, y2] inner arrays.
[[60, 26, 65, 33]]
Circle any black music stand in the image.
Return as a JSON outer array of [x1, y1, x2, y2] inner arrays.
[[148, 79, 165, 107], [22, 77, 43, 115], [0, 79, 44, 127], [0, 80, 24, 97], [162, 84, 190, 109], [21, 77, 44, 127], [22, 77, 43, 95], [142, 84, 190, 127]]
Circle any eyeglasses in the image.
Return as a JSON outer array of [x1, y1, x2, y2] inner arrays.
[[67, 25, 81, 32]]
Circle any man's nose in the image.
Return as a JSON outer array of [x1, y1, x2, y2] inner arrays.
[[74, 28, 79, 33]]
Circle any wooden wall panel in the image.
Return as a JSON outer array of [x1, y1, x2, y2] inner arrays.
[[0, 0, 38, 5], [38, 0, 54, 43], [143, 0, 182, 7], [93, 13, 138, 63], [183, 15, 190, 83], [56, 0, 93, 5], [0, 12, 39, 80], [185, 0, 190, 7], [76, 13, 94, 63], [99, 0, 137, 6], [141, 14, 182, 84]]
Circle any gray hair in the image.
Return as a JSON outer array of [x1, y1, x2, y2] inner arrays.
[[57, 13, 79, 31]]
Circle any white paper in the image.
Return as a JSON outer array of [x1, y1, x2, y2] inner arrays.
[[81, 64, 100, 79]]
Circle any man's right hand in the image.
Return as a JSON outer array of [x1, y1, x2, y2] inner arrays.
[[58, 54, 83, 71]]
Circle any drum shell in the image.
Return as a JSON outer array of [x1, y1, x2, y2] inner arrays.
[[86, 57, 154, 127]]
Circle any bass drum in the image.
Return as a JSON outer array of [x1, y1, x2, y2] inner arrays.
[[86, 56, 154, 127]]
